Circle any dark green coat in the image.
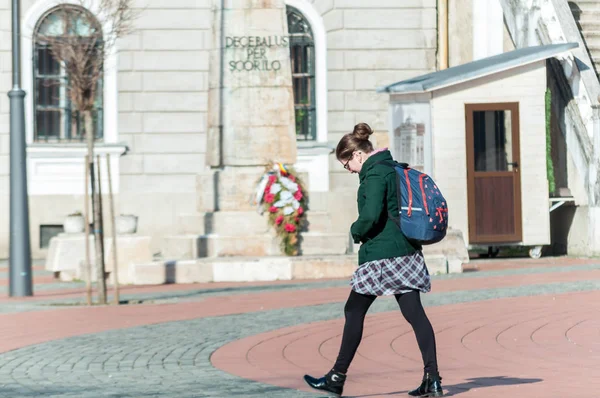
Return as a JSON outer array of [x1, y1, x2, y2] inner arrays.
[[350, 150, 420, 264]]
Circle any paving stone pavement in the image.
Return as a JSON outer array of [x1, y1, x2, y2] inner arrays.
[[0, 258, 598, 397], [0, 309, 322, 398], [2, 278, 600, 396], [2, 261, 600, 311]]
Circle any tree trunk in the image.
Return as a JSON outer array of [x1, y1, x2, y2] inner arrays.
[[96, 155, 107, 302], [106, 154, 120, 305], [83, 155, 93, 305], [85, 110, 106, 304]]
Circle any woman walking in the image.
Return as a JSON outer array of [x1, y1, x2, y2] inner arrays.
[[303, 123, 443, 397]]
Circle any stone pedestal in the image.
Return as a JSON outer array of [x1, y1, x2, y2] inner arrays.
[[422, 228, 470, 273], [567, 205, 600, 256], [45, 233, 153, 284], [197, 167, 268, 213]]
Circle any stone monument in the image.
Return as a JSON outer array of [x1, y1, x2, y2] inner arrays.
[[200, 0, 296, 218], [165, 0, 348, 258], [206, 0, 297, 168], [113, 2, 466, 284]]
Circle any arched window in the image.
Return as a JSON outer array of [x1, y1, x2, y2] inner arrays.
[[287, 6, 316, 141], [33, 6, 103, 142]]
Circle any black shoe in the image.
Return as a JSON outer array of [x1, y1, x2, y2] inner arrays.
[[408, 372, 443, 397], [303, 369, 346, 396]]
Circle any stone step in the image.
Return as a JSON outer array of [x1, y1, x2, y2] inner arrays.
[[578, 20, 600, 32], [571, 8, 600, 21], [422, 228, 469, 273], [300, 232, 349, 255], [585, 46, 600, 60], [178, 209, 334, 235], [162, 234, 203, 260], [177, 212, 270, 236], [570, 0, 600, 12], [329, 172, 359, 191], [177, 213, 207, 235], [301, 211, 333, 233], [162, 233, 279, 259], [591, 55, 600, 65], [130, 252, 461, 285], [580, 31, 600, 48], [131, 255, 357, 284], [306, 191, 329, 212], [162, 231, 350, 260]]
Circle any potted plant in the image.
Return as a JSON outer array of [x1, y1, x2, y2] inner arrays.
[[116, 214, 138, 234], [64, 211, 85, 234]]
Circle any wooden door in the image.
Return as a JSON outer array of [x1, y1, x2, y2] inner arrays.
[[466, 103, 522, 243]]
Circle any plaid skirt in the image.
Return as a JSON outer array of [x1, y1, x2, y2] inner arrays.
[[350, 251, 431, 296]]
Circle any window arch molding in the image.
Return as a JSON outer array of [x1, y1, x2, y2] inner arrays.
[[22, 0, 118, 145], [284, 0, 327, 143]]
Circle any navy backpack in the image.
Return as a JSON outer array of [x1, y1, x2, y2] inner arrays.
[[376, 161, 448, 245]]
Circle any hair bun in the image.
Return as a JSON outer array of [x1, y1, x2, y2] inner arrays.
[[352, 123, 373, 141]]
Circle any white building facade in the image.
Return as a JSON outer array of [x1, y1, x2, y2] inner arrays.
[[1, 0, 599, 260], [0, 0, 442, 258]]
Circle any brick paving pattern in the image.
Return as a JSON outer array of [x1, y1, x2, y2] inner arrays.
[[0, 257, 598, 397]]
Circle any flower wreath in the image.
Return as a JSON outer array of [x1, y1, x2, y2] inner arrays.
[[254, 162, 308, 256]]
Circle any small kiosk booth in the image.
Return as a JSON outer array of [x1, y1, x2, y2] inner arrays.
[[378, 43, 578, 259]]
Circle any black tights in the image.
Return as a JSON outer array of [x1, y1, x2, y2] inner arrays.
[[332, 290, 438, 375]]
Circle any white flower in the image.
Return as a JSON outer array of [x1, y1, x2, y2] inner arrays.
[[270, 183, 282, 194], [292, 200, 300, 210], [273, 200, 286, 208], [283, 206, 294, 215], [280, 177, 298, 193], [280, 176, 291, 185], [279, 190, 293, 203], [273, 190, 294, 208]]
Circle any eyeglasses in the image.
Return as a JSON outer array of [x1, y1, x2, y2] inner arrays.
[[343, 154, 354, 171], [343, 158, 351, 170]]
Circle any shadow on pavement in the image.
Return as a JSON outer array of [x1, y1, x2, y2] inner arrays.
[[346, 375, 543, 397]]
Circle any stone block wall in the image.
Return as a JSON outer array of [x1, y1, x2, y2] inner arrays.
[[307, 0, 438, 192], [115, 0, 212, 251]]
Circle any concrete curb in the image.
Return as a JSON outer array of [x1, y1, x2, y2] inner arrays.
[[131, 253, 456, 285]]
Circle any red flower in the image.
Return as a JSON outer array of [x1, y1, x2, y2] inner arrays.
[[284, 223, 296, 232], [294, 216, 300, 223], [297, 207, 304, 216], [269, 206, 278, 213], [264, 193, 275, 203], [275, 215, 284, 225], [289, 175, 296, 182], [294, 190, 303, 201], [268, 175, 277, 184]]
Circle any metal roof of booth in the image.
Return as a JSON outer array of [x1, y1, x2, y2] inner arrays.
[[377, 43, 578, 94]]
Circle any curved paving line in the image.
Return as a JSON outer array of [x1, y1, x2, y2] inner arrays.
[[0, 280, 599, 397], [5, 263, 600, 311]]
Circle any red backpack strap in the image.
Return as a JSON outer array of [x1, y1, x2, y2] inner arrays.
[[404, 169, 412, 216], [419, 174, 429, 215]]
